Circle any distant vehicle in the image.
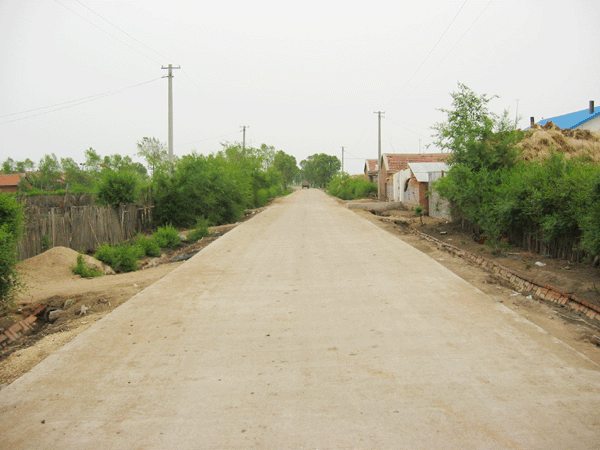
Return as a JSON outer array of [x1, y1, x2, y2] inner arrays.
[[302, 180, 310, 189]]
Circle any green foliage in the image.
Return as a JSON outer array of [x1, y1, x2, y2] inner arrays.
[[96, 170, 139, 206], [71, 254, 104, 278], [433, 83, 600, 261], [137, 137, 171, 178], [0, 193, 24, 309], [300, 153, 341, 188], [2, 157, 35, 174], [328, 173, 377, 200], [94, 243, 140, 273], [414, 206, 423, 216], [136, 234, 162, 257], [273, 150, 299, 187], [153, 225, 181, 248], [41, 233, 52, 252], [186, 217, 211, 242]]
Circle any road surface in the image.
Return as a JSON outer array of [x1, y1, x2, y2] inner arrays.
[[1, 189, 600, 449]]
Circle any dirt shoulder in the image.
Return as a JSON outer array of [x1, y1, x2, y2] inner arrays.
[[350, 204, 600, 367]]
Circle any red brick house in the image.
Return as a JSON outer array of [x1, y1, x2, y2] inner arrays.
[[0, 173, 27, 194], [363, 159, 378, 184]]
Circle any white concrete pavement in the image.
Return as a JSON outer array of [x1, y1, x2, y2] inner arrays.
[[1, 189, 600, 449]]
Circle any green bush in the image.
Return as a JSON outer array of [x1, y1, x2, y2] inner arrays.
[[0, 193, 24, 309], [136, 234, 161, 257], [96, 170, 139, 206], [186, 217, 211, 242], [71, 254, 103, 278], [153, 225, 181, 248], [328, 174, 377, 200], [94, 243, 140, 273]]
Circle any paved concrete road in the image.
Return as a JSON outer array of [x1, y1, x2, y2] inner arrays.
[[2, 190, 600, 449]]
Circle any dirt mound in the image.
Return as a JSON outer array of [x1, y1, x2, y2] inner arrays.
[[518, 122, 600, 162], [18, 247, 113, 288]]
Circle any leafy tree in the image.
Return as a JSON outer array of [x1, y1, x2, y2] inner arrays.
[[96, 170, 139, 206], [61, 157, 94, 193], [153, 152, 248, 227], [0, 192, 23, 309], [84, 147, 103, 174], [300, 153, 341, 187], [137, 137, 171, 177], [274, 150, 298, 187], [28, 153, 63, 191], [328, 173, 377, 200], [2, 157, 35, 174]]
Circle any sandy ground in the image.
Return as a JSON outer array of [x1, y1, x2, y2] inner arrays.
[[1, 198, 600, 388]]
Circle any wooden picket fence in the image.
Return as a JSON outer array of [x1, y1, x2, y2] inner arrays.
[[18, 204, 153, 261]]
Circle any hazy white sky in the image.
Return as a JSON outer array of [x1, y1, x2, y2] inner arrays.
[[1, 0, 599, 175]]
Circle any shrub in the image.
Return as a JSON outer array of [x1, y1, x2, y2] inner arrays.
[[0, 193, 24, 309], [153, 225, 181, 248], [186, 217, 211, 242], [96, 170, 139, 206], [136, 234, 161, 257], [71, 254, 103, 278], [94, 243, 140, 273]]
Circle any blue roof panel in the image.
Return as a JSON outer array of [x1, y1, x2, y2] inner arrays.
[[538, 107, 600, 129]]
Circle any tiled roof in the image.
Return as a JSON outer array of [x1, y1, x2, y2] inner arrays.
[[537, 107, 600, 129], [382, 153, 450, 173], [364, 159, 378, 173], [0, 173, 26, 187]]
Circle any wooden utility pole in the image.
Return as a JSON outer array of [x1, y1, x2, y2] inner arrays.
[[162, 64, 180, 173], [374, 111, 385, 199]]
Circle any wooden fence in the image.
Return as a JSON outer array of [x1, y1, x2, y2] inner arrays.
[[18, 204, 153, 261]]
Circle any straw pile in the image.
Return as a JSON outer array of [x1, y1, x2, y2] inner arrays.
[[517, 122, 600, 162]]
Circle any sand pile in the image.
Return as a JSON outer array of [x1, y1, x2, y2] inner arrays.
[[18, 247, 113, 286], [517, 122, 600, 162]]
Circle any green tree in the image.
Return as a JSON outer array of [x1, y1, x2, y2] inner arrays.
[[2, 157, 35, 174], [137, 137, 170, 177], [61, 157, 94, 193], [300, 153, 341, 188], [0, 192, 24, 309], [274, 150, 298, 187], [28, 153, 63, 191], [96, 170, 139, 206]]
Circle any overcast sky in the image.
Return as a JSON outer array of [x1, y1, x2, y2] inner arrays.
[[1, 0, 599, 175]]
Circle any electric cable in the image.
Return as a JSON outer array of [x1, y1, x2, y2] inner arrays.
[[385, 0, 468, 107], [1, 77, 162, 124]]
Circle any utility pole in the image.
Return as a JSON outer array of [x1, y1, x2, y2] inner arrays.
[[162, 64, 180, 174], [241, 126, 249, 154], [374, 111, 385, 199], [341, 146, 344, 173]]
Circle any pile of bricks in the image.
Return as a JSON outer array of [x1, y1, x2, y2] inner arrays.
[[412, 229, 600, 322], [0, 305, 46, 349]]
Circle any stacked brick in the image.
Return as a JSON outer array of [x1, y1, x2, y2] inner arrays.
[[0, 305, 46, 349], [413, 229, 600, 322]]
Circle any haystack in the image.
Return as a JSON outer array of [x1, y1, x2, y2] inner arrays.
[[517, 122, 600, 162]]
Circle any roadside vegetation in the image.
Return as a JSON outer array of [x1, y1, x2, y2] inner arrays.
[[0, 193, 23, 310], [327, 173, 377, 200], [1, 133, 349, 302], [433, 83, 600, 263]]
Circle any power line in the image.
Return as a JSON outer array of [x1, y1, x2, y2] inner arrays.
[[55, 0, 162, 65], [408, 0, 493, 95], [0, 77, 162, 125], [175, 131, 240, 148], [74, 0, 173, 63], [385, 0, 468, 107]]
